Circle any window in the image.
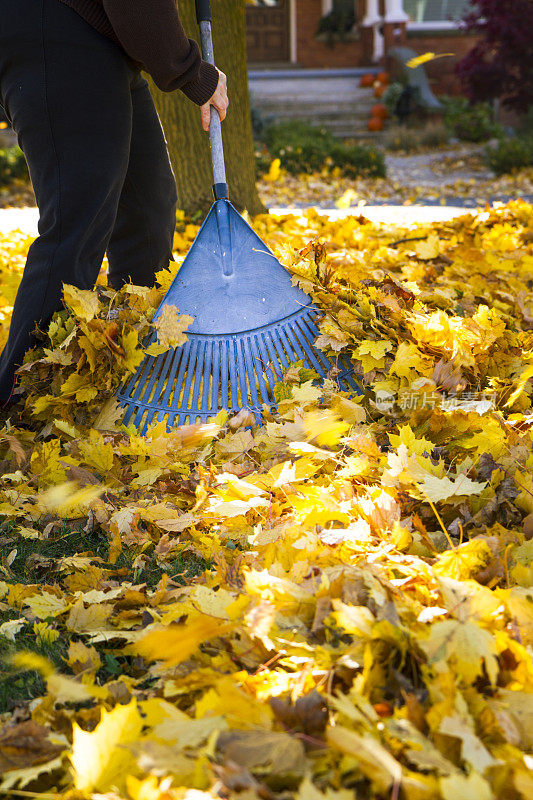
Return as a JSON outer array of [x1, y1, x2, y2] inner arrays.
[[404, 0, 471, 24], [319, 0, 357, 35]]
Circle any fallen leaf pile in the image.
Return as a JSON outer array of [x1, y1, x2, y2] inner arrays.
[[0, 202, 533, 800]]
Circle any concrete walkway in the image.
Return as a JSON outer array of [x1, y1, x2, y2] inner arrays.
[[0, 207, 39, 234], [0, 204, 472, 238], [269, 206, 468, 224]]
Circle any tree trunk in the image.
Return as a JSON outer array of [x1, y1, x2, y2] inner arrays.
[[149, 0, 265, 217]]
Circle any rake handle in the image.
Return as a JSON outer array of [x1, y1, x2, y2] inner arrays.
[[195, 0, 228, 201]]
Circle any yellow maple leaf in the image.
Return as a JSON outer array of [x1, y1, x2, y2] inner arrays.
[[71, 699, 143, 793], [389, 424, 434, 457], [30, 439, 67, 487], [295, 777, 354, 800], [53, 419, 81, 438], [406, 52, 454, 69], [63, 283, 101, 322], [66, 597, 112, 633], [93, 397, 124, 431], [37, 482, 104, 518], [505, 587, 533, 647], [454, 415, 507, 460], [439, 772, 493, 800], [149, 304, 193, 352], [263, 158, 282, 183], [78, 429, 115, 474], [355, 339, 393, 373], [60, 371, 98, 402], [418, 473, 487, 503], [0, 618, 25, 642], [331, 600, 375, 637], [134, 615, 229, 666], [120, 328, 145, 373], [26, 591, 70, 619], [421, 619, 499, 685], [331, 394, 366, 424], [439, 713, 495, 773], [389, 342, 432, 380], [33, 622, 60, 645], [413, 233, 440, 260], [292, 380, 323, 408], [434, 539, 493, 581], [153, 713, 228, 748], [327, 726, 402, 793], [304, 409, 350, 447], [506, 361, 533, 408], [195, 675, 274, 729], [13, 652, 98, 704], [0, 758, 64, 794]]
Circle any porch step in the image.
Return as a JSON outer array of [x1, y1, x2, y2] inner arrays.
[[248, 68, 381, 137], [248, 67, 380, 80], [257, 100, 375, 118]]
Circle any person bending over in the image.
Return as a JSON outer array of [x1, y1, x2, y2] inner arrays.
[[0, 0, 228, 404]]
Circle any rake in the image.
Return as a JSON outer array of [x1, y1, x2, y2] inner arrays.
[[117, 0, 359, 433]]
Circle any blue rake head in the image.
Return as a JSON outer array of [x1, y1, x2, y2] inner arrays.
[[116, 200, 360, 433]]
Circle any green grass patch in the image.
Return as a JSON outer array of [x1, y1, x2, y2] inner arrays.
[[0, 616, 68, 713]]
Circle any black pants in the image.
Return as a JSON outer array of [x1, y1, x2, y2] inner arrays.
[[0, 0, 178, 402]]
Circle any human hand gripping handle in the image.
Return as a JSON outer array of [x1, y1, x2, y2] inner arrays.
[[195, 0, 229, 200]]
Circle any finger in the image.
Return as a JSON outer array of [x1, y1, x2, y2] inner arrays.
[[201, 104, 211, 132]]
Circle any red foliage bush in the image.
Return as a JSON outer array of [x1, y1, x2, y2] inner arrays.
[[456, 0, 533, 113]]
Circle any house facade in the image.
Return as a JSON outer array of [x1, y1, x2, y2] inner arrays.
[[246, 1, 477, 94]]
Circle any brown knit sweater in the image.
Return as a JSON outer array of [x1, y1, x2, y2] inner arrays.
[[58, 0, 219, 105]]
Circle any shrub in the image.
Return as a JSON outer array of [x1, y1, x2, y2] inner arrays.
[[486, 137, 533, 175], [383, 82, 406, 120], [457, 0, 533, 114], [0, 147, 28, 186], [262, 120, 386, 178], [516, 106, 533, 138], [441, 97, 501, 143]]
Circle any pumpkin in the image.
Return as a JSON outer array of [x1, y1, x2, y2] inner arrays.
[[367, 116, 384, 132], [377, 71, 390, 85], [374, 83, 386, 99], [360, 73, 376, 88], [371, 103, 388, 120]]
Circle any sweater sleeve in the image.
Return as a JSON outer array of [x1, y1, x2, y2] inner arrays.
[[102, 0, 219, 104]]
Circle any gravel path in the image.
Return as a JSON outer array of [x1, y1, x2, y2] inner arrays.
[[384, 144, 533, 208], [385, 144, 493, 189], [258, 142, 533, 210]]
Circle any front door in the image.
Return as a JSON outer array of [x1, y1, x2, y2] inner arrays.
[[246, 0, 291, 64]]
